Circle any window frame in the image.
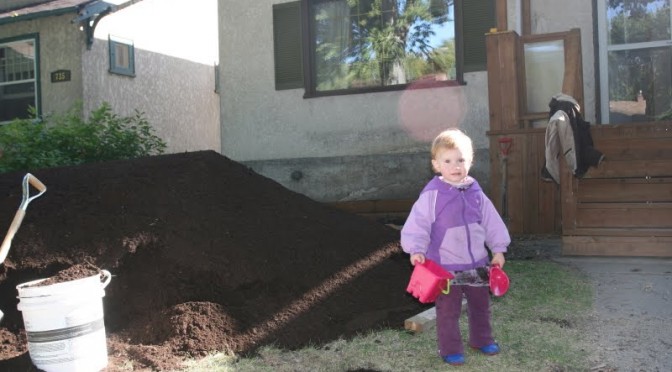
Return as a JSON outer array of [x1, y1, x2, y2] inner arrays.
[[597, 0, 672, 124], [0, 33, 41, 123], [301, 0, 466, 98], [273, 0, 497, 98], [518, 30, 581, 128], [108, 35, 135, 77]]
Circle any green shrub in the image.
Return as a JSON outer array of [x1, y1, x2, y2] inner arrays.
[[0, 103, 166, 173]]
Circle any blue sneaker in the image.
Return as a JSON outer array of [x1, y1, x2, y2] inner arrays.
[[472, 343, 500, 355], [443, 353, 465, 365]]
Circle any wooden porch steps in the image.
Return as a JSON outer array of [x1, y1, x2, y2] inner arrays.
[[561, 122, 672, 257]]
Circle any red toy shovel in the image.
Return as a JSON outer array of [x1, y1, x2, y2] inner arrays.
[[489, 264, 510, 296]]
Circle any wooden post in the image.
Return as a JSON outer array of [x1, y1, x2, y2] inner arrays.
[[562, 28, 584, 108], [486, 31, 521, 132], [496, 0, 508, 31]]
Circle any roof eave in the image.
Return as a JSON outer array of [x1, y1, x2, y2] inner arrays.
[[0, 7, 79, 26]]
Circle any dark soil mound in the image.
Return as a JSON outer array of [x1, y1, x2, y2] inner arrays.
[[0, 151, 424, 371]]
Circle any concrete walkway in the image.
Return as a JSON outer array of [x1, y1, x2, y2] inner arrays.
[[553, 256, 672, 371]]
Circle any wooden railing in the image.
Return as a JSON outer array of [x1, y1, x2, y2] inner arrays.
[[485, 28, 672, 256], [561, 122, 672, 256], [487, 129, 561, 234], [485, 28, 583, 235]]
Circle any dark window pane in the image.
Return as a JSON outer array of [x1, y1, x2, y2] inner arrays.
[[0, 39, 36, 121], [608, 46, 672, 123], [0, 82, 35, 121]]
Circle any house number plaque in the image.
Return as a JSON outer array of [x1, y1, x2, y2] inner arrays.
[[50, 70, 71, 83]]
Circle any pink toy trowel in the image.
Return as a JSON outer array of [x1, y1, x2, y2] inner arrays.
[[489, 264, 510, 297]]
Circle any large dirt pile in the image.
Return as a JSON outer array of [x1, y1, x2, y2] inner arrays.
[[0, 151, 425, 371]]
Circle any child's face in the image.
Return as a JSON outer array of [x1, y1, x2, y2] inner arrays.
[[432, 147, 468, 184]]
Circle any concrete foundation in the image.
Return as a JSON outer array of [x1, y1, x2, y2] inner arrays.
[[244, 149, 491, 203]]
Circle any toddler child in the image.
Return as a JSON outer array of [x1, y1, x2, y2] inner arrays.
[[401, 128, 510, 365]]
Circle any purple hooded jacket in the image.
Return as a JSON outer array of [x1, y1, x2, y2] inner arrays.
[[401, 176, 510, 271]]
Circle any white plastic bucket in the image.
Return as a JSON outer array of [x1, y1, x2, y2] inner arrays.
[[16, 270, 112, 372]]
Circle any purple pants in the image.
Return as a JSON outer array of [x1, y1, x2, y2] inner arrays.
[[435, 285, 493, 356]]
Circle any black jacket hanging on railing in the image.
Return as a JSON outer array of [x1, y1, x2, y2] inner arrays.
[[541, 94, 604, 184]]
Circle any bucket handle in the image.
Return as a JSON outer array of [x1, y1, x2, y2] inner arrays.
[[100, 270, 112, 289], [441, 279, 451, 295]]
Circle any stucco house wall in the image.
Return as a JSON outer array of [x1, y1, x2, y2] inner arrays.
[[219, 0, 492, 202], [0, 14, 85, 117], [83, 0, 220, 153], [2, 0, 220, 154], [82, 44, 220, 153]]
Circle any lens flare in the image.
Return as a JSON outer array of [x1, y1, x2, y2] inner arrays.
[[398, 80, 467, 141]]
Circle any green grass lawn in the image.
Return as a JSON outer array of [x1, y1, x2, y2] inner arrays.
[[182, 260, 593, 372]]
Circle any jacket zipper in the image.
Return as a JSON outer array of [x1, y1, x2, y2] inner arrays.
[[461, 189, 476, 265]]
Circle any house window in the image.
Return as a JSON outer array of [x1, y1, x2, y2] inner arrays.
[[273, 0, 494, 96], [0, 36, 39, 122], [597, 0, 672, 123], [109, 36, 135, 77]]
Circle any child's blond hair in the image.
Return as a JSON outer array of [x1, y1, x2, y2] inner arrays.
[[431, 128, 474, 169]]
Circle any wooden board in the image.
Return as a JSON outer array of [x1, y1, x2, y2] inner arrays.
[[585, 159, 672, 179], [562, 29, 583, 106], [596, 138, 672, 161], [486, 31, 521, 131], [561, 227, 672, 237], [575, 203, 672, 228], [488, 131, 561, 234], [495, 0, 507, 31], [563, 235, 672, 257], [577, 178, 672, 203], [404, 306, 436, 334]]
